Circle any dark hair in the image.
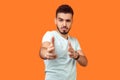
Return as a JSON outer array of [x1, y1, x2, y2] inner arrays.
[[56, 4, 74, 17]]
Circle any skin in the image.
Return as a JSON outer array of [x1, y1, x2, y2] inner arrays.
[[55, 13, 72, 38], [40, 13, 88, 66]]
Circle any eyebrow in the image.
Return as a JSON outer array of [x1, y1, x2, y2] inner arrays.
[[58, 17, 63, 20], [58, 17, 71, 21]]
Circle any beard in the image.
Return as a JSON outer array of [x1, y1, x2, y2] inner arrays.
[[57, 26, 71, 35]]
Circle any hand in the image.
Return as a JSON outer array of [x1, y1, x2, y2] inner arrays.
[[68, 41, 79, 59], [45, 37, 57, 60]]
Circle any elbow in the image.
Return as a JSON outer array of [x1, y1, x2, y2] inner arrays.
[[81, 60, 88, 67], [39, 52, 44, 59], [39, 49, 46, 60], [80, 56, 88, 67]]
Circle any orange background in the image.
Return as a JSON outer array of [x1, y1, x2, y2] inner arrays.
[[0, 0, 120, 80]]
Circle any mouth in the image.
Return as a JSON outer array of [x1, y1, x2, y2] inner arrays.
[[57, 26, 70, 35], [61, 27, 68, 31]]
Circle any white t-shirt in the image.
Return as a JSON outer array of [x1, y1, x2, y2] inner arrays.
[[42, 30, 81, 80]]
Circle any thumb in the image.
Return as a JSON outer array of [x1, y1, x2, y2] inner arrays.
[[68, 40, 72, 48], [51, 36, 55, 46]]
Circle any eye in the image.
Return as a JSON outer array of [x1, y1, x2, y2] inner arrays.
[[66, 19, 71, 22], [59, 19, 63, 22]]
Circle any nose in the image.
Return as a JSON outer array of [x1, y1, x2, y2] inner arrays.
[[63, 21, 67, 26]]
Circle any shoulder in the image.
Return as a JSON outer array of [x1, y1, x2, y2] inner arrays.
[[44, 30, 56, 35], [69, 36, 80, 44], [44, 30, 53, 34], [42, 30, 55, 43], [69, 36, 77, 41]]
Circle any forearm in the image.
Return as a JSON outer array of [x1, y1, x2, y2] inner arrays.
[[39, 47, 47, 59], [77, 55, 88, 67]]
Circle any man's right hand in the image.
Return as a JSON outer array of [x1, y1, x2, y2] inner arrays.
[[45, 37, 57, 60]]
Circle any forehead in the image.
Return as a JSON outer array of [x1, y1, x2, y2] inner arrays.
[[56, 13, 73, 20]]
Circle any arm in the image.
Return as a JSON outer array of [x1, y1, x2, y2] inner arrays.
[[40, 37, 57, 60], [76, 50, 88, 67], [68, 41, 88, 67], [40, 42, 50, 59]]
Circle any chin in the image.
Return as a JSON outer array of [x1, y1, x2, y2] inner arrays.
[[61, 31, 68, 35]]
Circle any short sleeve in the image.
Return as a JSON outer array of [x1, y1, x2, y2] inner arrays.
[[75, 38, 82, 51], [42, 31, 52, 43]]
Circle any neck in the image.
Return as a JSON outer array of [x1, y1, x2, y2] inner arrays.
[[56, 30, 68, 39]]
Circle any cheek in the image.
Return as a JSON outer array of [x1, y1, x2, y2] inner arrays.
[[67, 23, 72, 28], [56, 22, 62, 27]]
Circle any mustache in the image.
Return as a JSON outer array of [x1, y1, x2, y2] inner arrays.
[[61, 26, 68, 29]]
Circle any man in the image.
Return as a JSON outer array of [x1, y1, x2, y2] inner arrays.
[[40, 4, 88, 80]]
